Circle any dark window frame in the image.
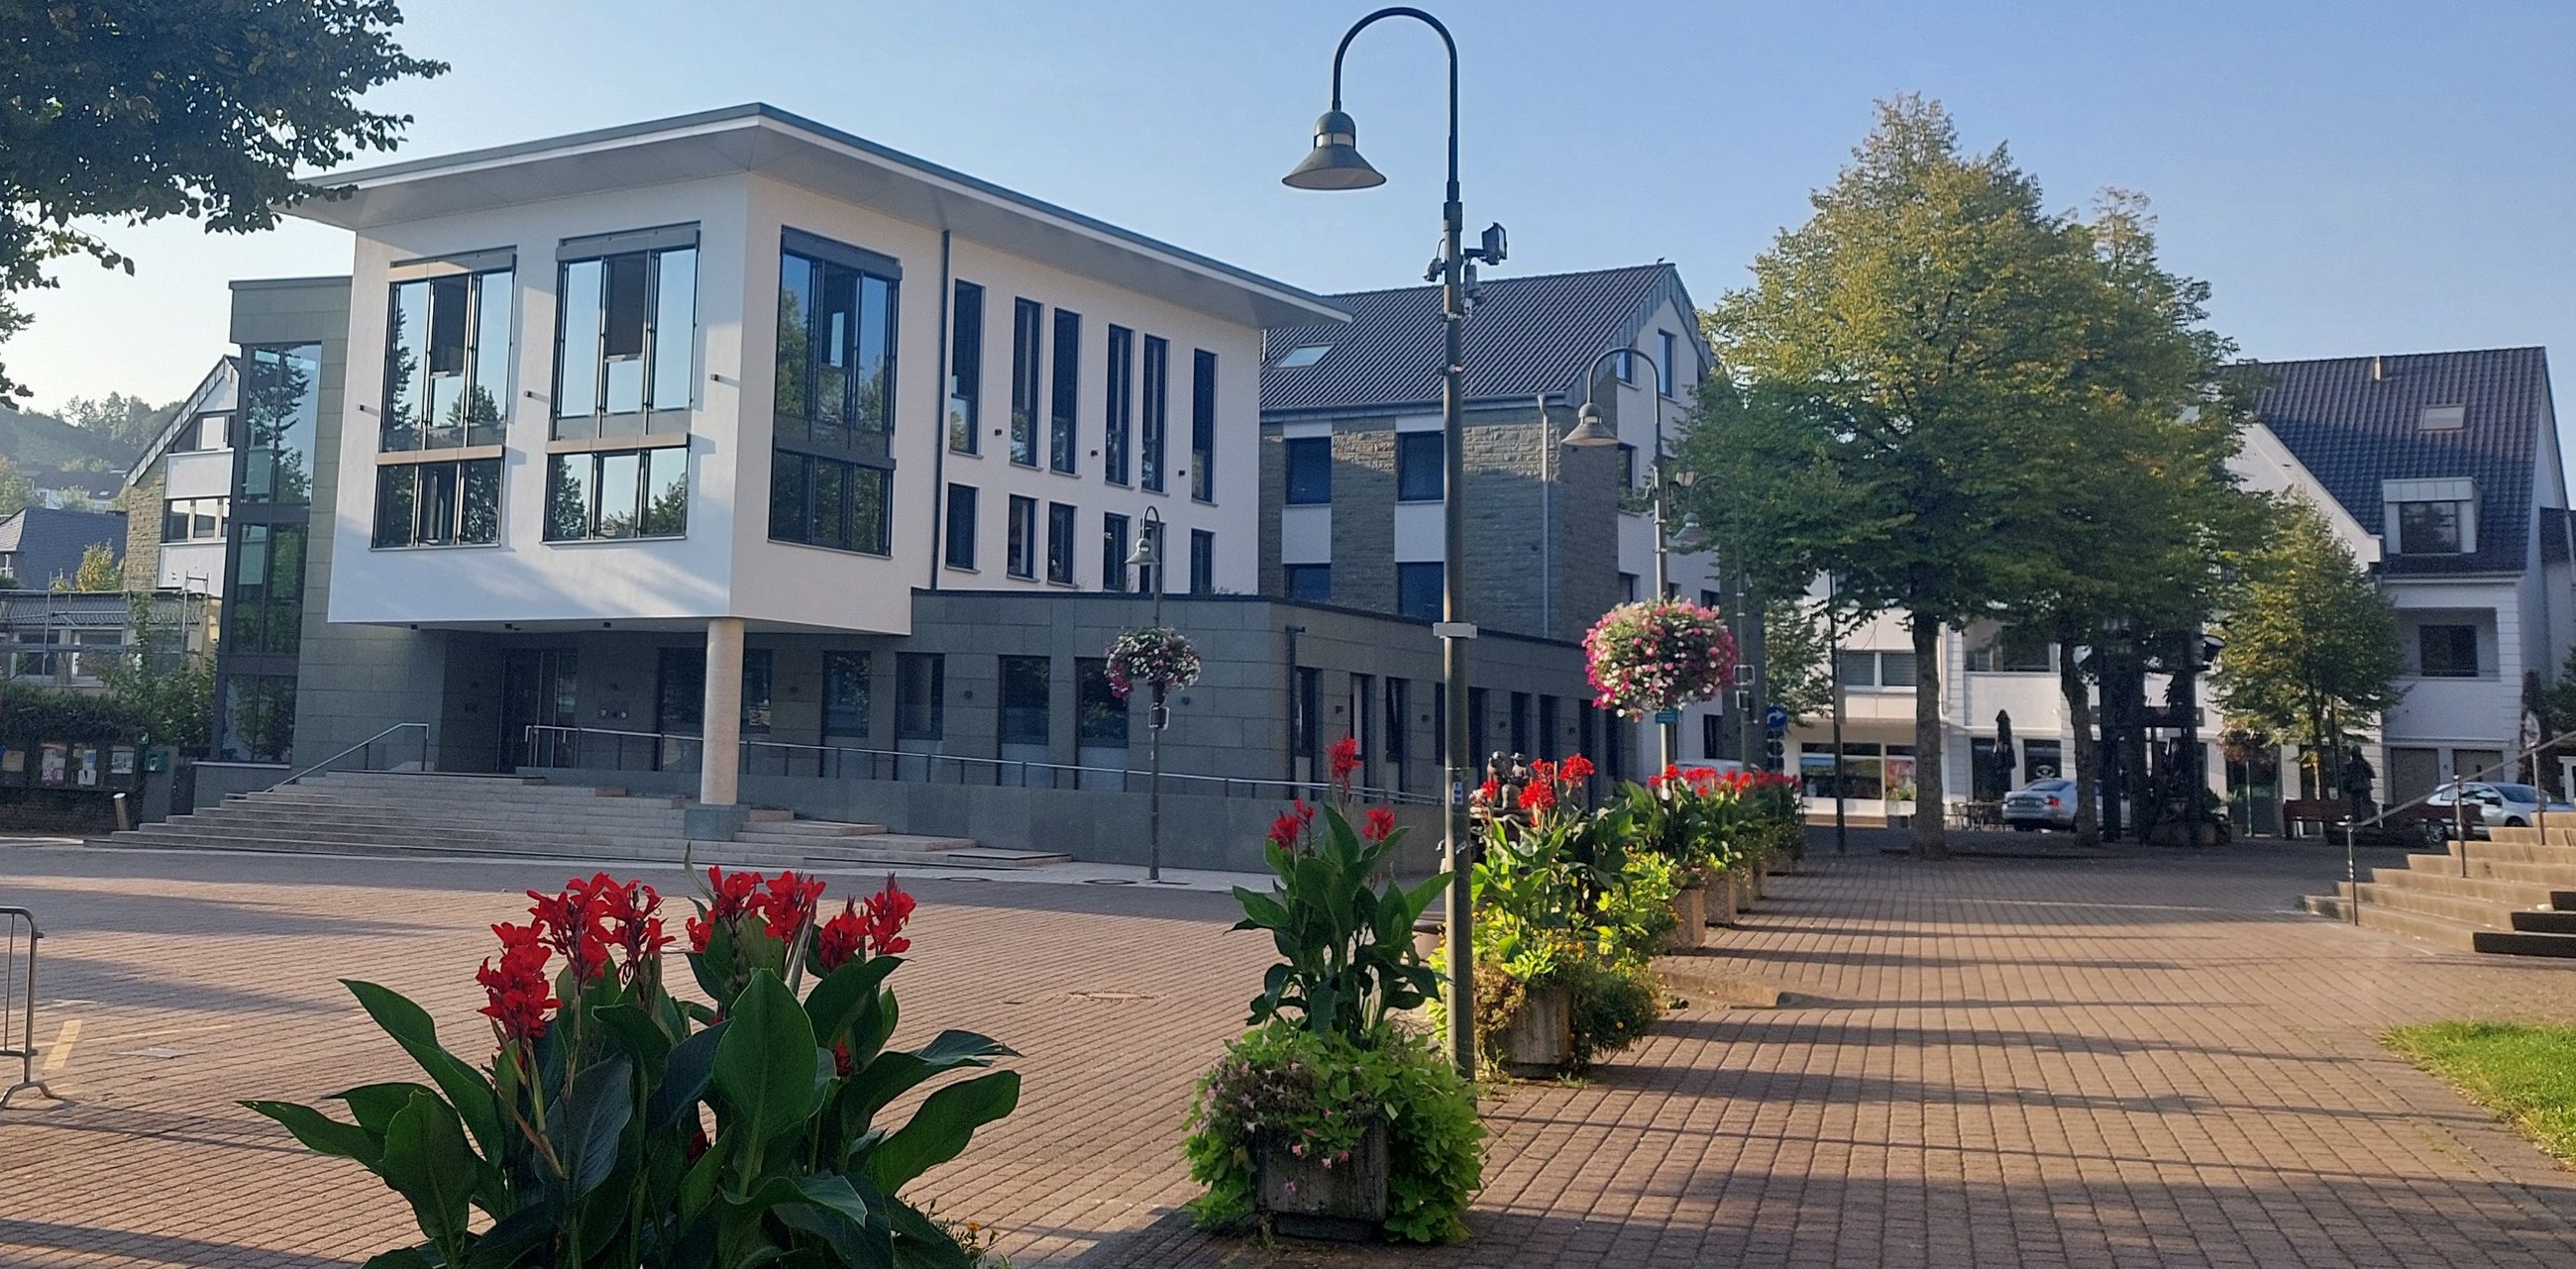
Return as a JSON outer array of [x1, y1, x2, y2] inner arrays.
[[1050, 309, 1081, 474], [1285, 436, 1332, 505], [768, 449, 892, 556], [998, 655, 1050, 746], [1190, 349, 1218, 502], [1395, 430, 1443, 502], [896, 652, 944, 740], [382, 264, 514, 453], [1046, 501, 1077, 584], [1104, 325, 1134, 484], [1284, 563, 1331, 602], [1190, 528, 1214, 594], [1010, 299, 1042, 467], [944, 482, 978, 570], [374, 457, 502, 549], [2397, 499, 2467, 556], [1102, 512, 1129, 591], [948, 280, 983, 454], [1397, 561, 1442, 621], [1141, 335, 1169, 491], [2419, 623, 2481, 678], [823, 650, 871, 740], [552, 239, 698, 440], [1077, 657, 1128, 747], [544, 446, 690, 542], [1006, 494, 1037, 579]]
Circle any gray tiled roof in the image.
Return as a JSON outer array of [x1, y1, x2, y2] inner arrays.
[[1260, 264, 1702, 415], [2253, 347, 2557, 576], [0, 507, 126, 588]]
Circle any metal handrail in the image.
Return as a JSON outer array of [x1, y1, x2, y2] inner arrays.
[[268, 721, 430, 792], [518, 723, 1444, 806], [2, 906, 56, 1109], [2336, 726, 2576, 923]]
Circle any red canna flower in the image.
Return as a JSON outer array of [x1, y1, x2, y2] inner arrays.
[[1362, 807, 1398, 842], [1529, 758, 1556, 785], [1519, 778, 1557, 815], [1560, 754, 1596, 785], [756, 871, 827, 941], [1328, 735, 1361, 788], [862, 875, 915, 956], [1476, 778, 1502, 804], [815, 899, 867, 973], [478, 920, 557, 1042]]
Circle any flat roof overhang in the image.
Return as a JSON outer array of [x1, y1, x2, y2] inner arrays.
[[293, 104, 1348, 332]]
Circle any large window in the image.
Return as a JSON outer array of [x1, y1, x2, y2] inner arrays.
[[769, 451, 890, 554], [219, 674, 297, 763], [555, 234, 696, 439], [1010, 299, 1041, 466], [1102, 513, 1129, 590], [1190, 528, 1214, 594], [1191, 349, 1217, 501], [376, 459, 501, 548], [1077, 658, 1127, 747], [1105, 325, 1134, 483], [1397, 561, 1442, 621], [1658, 330, 1677, 396], [1007, 495, 1037, 579], [384, 264, 512, 452], [948, 280, 982, 454], [1285, 563, 1331, 602], [824, 651, 870, 740], [1141, 335, 1169, 491], [1285, 436, 1332, 504], [776, 236, 898, 450], [2419, 624, 2480, 678], [546, 448, 688, 541], [241, 344, 320, 506], [228, 524, 307, 656], [1396, 430, 1443, 502], [1046, 502, 1076, 584], [2397, 500, 2466, 555], [1837, 650, 1919, 688], [945, 483, 978, 570], [162, 497, 226, 543], [1966, 626, 2056, 673], [1050, 309, 1081, 474], [896, 653, 943, 740], [999, 655, 1050, 746]]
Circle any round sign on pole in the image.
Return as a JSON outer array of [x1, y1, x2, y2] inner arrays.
[[1765, 703, 1789, 732]]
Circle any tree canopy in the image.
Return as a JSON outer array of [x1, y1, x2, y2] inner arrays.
[[0, 0, 445, 395], [2210, 499, 2404, 780]]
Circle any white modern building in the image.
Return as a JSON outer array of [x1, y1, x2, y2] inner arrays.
[[122, 355, 241, 595]]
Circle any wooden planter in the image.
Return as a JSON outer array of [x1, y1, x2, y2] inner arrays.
[[1499, 982, 1574, 1078], [1256, 1120, 1390, 1242], [1667, 885, 1706, 951]]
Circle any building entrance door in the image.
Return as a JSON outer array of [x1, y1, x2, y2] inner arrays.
[[499, 648, 579, 770]]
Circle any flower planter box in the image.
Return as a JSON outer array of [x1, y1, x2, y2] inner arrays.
[[1499, 982, 1574, 1078], [1705, 871, 1739, 924], [1256, 1120, 1390, 1242], [1731, 869, 1755, 916], [1666, 885, 1706, 951]]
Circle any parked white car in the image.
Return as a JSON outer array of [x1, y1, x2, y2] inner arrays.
[[2421, 782, 2576, 838], [2001, 779, 2079, 831]]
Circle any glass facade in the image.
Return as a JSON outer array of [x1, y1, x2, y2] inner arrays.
[[1077, 657, 1127, 747], [375, 459, 502, 548], [384, 265, 511, 452], [555, 243, 696, 439], [546, 448, 688, 540], [241, 344, 320, 506]]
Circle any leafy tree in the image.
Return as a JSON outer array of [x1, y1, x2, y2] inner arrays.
[[94, 594, 215, 752], [1685, 96, 2109, 858], [1761, 596, 1834, 726], [71, 542, 120, 591], [58, 391, 172, 449], [0, 1, 445, 396], [2211, 499, 2404, 790], [0, 453, 29, 517]]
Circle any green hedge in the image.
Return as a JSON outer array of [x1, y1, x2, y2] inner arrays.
[[0, 680, 151, 744]]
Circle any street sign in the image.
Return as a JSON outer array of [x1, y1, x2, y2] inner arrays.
[[1654, 708, 1681, 725], [1765, 737, 1784, 761], [1765, 704, 1789, 732]]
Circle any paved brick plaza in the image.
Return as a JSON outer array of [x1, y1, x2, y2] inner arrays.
[[3, 839, 2575, 1268]]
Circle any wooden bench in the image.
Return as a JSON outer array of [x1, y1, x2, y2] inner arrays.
[[2282, 799, 2349, 838]]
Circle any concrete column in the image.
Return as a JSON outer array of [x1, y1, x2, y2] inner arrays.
[[699, 617, 745, 806]]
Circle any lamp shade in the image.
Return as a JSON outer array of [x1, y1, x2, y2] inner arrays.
[[1559, 402, 1620, 448], [1283, 110, 1386, 190]]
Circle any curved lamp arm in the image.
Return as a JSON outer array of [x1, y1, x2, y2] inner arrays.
[[1327, 7, 1460, 200]]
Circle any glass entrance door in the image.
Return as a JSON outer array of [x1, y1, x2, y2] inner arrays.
[[499, 648, 579, 769]]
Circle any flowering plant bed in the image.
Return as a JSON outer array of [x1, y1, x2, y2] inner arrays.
[[245, 869, 1018, 1268], [1105, 626, 1202, 699], [1581, 599, 1738, 717], [1185, 801, 1483, 1243]]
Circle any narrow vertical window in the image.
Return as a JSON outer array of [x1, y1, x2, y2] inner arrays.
[[1141, 335, 1169, 492], [1658, 330, 1677, 396], [556, 261, 602, 422], [949, 281, 983, 454], [1190, 528, 1214, 593], [1285, 436, 1332, 504], [1011, 299, 1042, 466], [1046, 501, 1076, 583], [1190, 349, 1217, 501], [1050, 309, 1081, 474], [945, 483, 978, 570], [770, 234, 900, 553], [1102, 513, 1129, 590], [1105, 325, 1133, 483], [897, 653, 944, 740], [1007, 495, 1036, 579]]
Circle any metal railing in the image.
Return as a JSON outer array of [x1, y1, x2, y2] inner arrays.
[[2335, 727, 2576, 923], [520, 724, 1443, 807], [2, 907, 57, 1110], [266, 721, 431, 793]]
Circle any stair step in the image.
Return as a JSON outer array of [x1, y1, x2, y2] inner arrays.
[[2469, 928, 2576, 957], [2508, 908, 2576, 934], [2303, 893, 2483, 950], [741, 821, 892, 837]]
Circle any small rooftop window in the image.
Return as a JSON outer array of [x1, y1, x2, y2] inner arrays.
[[2420, 404, 2466, 431], [1274, 344, 1332, 369]]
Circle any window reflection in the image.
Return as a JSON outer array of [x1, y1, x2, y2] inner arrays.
[[555, 241, 696, 439]]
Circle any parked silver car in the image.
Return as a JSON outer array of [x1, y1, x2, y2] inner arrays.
[[2001, 779, 2079, 830], [2421, 782, 2576, 838]]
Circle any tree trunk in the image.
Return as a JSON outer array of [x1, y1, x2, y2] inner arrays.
[[2062, 625, 2100, 848], [1911, 613, 1949, 859]]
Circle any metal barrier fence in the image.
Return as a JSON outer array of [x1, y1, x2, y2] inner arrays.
[[522, 724, 1445, 807], [2, 906, 55, 1109]]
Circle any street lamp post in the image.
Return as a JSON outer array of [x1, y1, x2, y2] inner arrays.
[[1559, 347, 1678, 772], [1127, 508, 1170, 883], [1286, 5, 1506, 1079]]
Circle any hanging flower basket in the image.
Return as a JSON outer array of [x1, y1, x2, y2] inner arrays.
[[1107, 626, 1203, 699], [1582, 599, 1738, 718]]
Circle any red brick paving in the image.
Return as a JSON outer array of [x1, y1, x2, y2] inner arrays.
[[3, 840, 2575, 1268]]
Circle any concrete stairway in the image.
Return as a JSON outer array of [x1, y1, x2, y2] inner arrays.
[[90, 771, 1069, 870], [2302, 826, 2576, 956]]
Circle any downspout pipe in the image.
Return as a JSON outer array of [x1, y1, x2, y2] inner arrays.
[[925, 230, 954, 592]]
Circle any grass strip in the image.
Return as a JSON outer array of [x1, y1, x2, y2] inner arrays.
[[2384, 1020, 2576, 1165]]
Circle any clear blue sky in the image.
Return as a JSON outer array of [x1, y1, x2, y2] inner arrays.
[[11, 0, 2573, 433]]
